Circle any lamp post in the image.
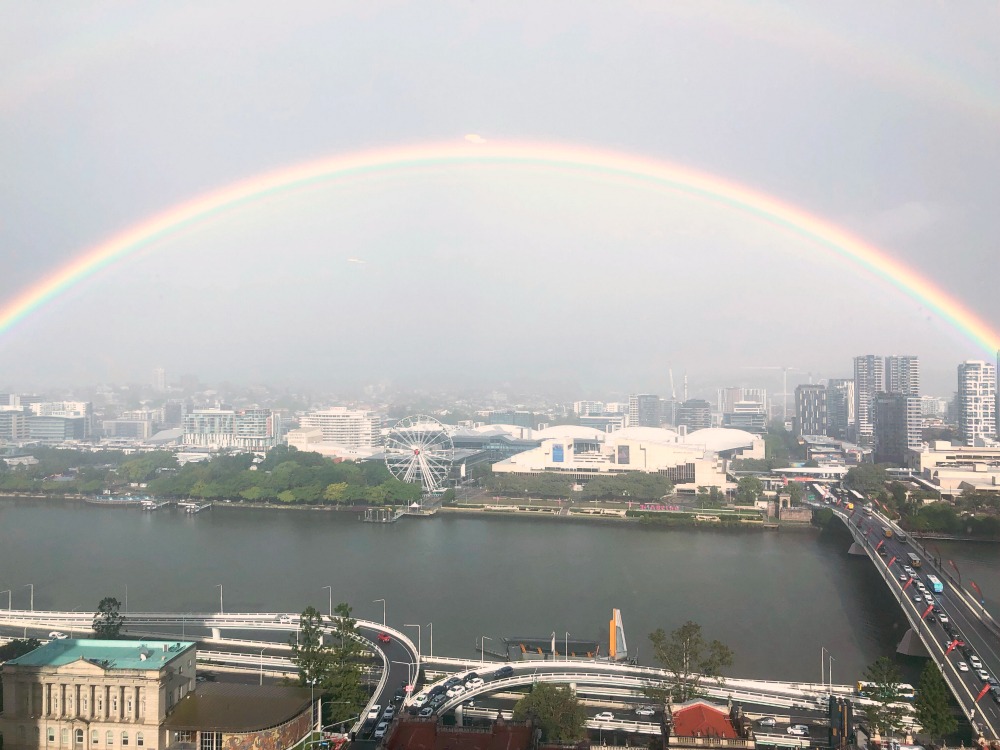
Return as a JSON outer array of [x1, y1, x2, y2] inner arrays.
[[391, 660, 416, 687], [124, 584, 128, 615], [481, 636, 491, 666], [0, 590, 10, 610], [828, 655, 834, 689], [565, 632, 570, 661], [374, 599, 386, 626], [820, 647, 827, 686], [24, 583, 33, 611], [259, 648, 266, 686], [322, 586, 333, 617], [427, 622, 433, 658], [404, 624, 421, 656], [217, 584, 223, 614]]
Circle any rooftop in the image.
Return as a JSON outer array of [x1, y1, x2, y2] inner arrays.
[[673, 700, 738, 739], [5, 639, 194, 671], [163, 683, 311, 732]]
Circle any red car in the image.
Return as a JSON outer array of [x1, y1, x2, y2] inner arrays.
[[378, 632, 391, 644]]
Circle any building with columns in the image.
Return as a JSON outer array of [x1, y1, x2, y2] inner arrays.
[[0, 640, 196, 750]]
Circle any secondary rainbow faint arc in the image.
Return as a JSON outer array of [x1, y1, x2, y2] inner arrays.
[[1, 139, 997, 355]]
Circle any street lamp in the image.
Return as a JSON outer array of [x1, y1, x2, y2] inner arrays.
[[821, 647, 827, 686], [481, 636, 491, 666], [404, 624, 421, 656], [24, 583, 33, 611], [322, 586, 333, 617], [427, 622, 433, 658], [259, 648, 266, 686], [828, 655, 834, 689], [374, 599, 386, 626], [565, 632, 570, 662], [0, 590, 10, 610], [217, 584, 224, 614], [392, 660, 416, 687]]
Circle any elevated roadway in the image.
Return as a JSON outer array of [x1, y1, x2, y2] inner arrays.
[[821, 499, 1000, 739]]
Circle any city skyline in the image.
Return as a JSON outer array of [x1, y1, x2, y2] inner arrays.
[[1, 3, 998, 389]]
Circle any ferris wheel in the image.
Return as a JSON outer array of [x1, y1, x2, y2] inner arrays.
[[384, 415, 454, 495]]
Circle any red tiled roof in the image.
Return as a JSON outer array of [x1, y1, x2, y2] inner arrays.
[[672, 701, 737, 739], [385, 719, 533, 750]]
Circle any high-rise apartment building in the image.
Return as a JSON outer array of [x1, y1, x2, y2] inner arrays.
[[957, 360, 997, 446], [676, 399, 712, 432], [183, 408, 282, 450], [873, 393, 922, 464], [152, 367, 167, 392], [628, 394, 661, 428], [885, 355, 920, 396], [853, 355, 885, 447], [572, 401, 605, 416], [794, 384, 827, 437], [826, 378, 855, 441], [297, 407, 382, 449]]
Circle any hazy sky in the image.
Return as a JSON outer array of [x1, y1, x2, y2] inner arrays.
[[2, 1, 998, 397]]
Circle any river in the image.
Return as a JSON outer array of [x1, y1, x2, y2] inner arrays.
[[1, 498, 998, 685]]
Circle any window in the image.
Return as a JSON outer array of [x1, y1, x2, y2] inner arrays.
[[97, 697, 103, 713], [126, 698, 132, 715], [49, 728, 57, 742], [107, 731, 114, 746], [92, 730, 100, 745], [82, 697, 88, 712], [122, 732, 129, 747], [111, 696, 117, 712], [62, 728, 69, 745], [76, 729, 84, 745], [137, 733, 144, 747]]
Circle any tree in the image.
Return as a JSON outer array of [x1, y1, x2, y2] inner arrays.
[[736, 476, 764, 504], [92, 597, 125, 639], [845, 464, 889, 495], [325, 603, 367, 726], [0, 639, 41, 712], [648, 621, 734, 702], [861, 657, 907, 739], [290, 606, 332, 687], [913, 662, 957, 741], [512, 683, 587, 742], [787, 482, 804, 505]]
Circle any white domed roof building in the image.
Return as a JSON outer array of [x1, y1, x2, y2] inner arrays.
[[683, 428, 764, 459]]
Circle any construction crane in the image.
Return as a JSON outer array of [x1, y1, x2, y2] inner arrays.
[[739, 365, 801, 422], [668, 368, 676, 400]]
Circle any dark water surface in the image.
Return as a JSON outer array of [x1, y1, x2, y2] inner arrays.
[[3, 498, 995, 683]]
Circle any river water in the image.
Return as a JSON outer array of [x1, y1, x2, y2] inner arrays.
[[1, 498, 998, 685]]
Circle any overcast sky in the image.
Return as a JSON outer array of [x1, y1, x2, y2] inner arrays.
[[1, 1, 998, 398]]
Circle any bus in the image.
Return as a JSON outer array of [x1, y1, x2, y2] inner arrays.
[[906, 553, 922, 569], [857, 681, 916, 700], [926, 574, 944, 593]]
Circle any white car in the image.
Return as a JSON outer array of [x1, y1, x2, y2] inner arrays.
[[48, 631, 69, 640], [938, 612, 950, 624], [446, 684, 466, 698], [419, 706, 434, 717], [957, 662, 969, 672], [367, 705, 381, 720], [978, 669, 992, 682], [373, 721, 389, 739], [634, 706, 656, 716], [465, 677, 485, 689], [970, 656, 983, 669], [787, 725, 810, 737], [594, 712, 615, 722], [913, 594, 923, 603], [412, 693, 429, 707]]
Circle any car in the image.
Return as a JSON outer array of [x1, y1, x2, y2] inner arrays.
[[898, 574, 908, 582], [937, 612, 950, 624], [634, 706, 656, 716], [367, 705, 382, 720], [978, 669, 992, 682], [48, 631, 69, 640], [428, 686, 446, 697], [446, 685, 466, 698], [957, 661, 969, 672], [757, 717, 777, 727], [378, 632, 391, 644], [466, 677, 484, 689], [926, 614, 936, 623], [444, 677, 462, 688], [913, 594, 923, 603], [970, 655, 983, 669], [429, 695, 446, 709], [274, 614, 292, 624], [991, 686, 1000, 704], [412, 693, 429, 707], [787, 725, 810, 737], [373, 721, 389, 739], [594, 712, 615, 722], [419, 706, 434, 717], [383, 706, 395, 720], [392, 690, 404, 704], [493, 666, 514, 679]]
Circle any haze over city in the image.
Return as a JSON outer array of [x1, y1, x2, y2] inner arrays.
[[2, 2, 998, 396]]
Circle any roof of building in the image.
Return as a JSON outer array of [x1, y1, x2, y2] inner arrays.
[[5, 639, 194, 670], [672, 700, 737, 739], [683, 428, 758, 452], [612, 426, 681, 444], [532, 425, 606, 441], [162, 683, 311, 732]]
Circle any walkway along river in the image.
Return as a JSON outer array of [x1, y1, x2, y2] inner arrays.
[[1, 497, 997, 684]]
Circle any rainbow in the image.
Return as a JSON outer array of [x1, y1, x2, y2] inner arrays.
[[1, 139, 997, 355]]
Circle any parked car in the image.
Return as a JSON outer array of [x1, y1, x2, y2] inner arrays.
[[594, 712, 615, 722], [787, 725, 810, 737]]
